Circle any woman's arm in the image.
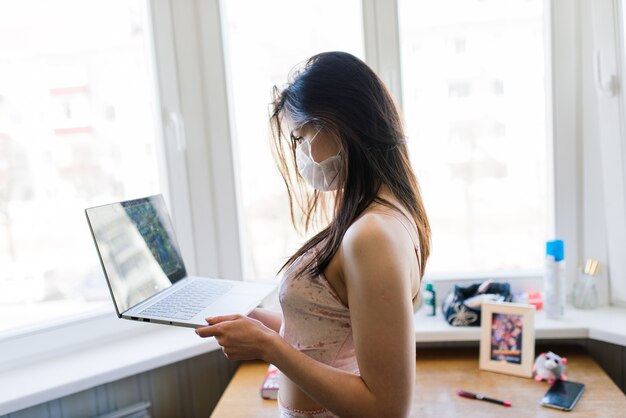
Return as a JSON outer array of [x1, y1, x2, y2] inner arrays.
[[248, 307, 282, 333], [267, 217, 416, 417], [197, 216, 416, 418]]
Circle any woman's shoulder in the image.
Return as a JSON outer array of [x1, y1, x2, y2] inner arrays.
[[338, 210, 417, 298], [341, 210, 409, 257]]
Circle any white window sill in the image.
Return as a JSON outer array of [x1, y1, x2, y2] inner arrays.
[[2, 305, 626, 415], [0, 324, 218, 415], [414, 304, 626, 346]]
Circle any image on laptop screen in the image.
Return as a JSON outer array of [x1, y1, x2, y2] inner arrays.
[[87, 195, 187, 314], [121, 197, 186, 280]]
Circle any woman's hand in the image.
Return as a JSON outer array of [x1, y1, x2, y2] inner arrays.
[[247, 307, 283, 333], [195, 314, 278, 362]]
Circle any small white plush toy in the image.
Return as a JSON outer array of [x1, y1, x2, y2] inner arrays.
[[533, 351, 568, 384]]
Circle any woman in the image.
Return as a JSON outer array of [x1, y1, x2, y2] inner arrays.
[[196, 51, 430, 418]]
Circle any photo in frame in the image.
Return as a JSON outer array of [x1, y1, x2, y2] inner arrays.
[[479, 301, 535, 378]]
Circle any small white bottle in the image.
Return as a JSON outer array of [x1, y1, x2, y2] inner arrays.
[[544, 240, 565, 319]]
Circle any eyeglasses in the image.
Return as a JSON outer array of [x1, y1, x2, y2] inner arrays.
[[289, 132, 304, 144], [290, 128, 322, 146]]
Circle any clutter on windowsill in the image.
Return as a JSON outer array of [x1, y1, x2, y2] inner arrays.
[[441, 279, 512, 326], [573, 259, 600, 310], [533, 351, 568, 383], [513, 291, 543, 310]]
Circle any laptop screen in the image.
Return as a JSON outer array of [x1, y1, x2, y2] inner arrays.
[[86, 195, 187, 315]]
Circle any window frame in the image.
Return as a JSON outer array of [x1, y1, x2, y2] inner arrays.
[[1, 0, 602, 375], [550, 0, 583, 299], [0, 0, 241, 369], [588, 0, 626, 307], [374, 0, 564, 285], [613, 0, 626, 306]]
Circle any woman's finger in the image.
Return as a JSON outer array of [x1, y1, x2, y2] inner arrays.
[[205, 314, 241, 325], [195, 324, 222, 338]]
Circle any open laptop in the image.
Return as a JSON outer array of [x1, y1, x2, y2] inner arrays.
[[85, 194, 275, 328]]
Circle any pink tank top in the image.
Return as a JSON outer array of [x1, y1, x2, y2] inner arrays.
[[278, 211, 421, 376], [279, 248, 360, 374]]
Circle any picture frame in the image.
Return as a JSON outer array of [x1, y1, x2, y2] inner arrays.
[[479, 301, 535, 378]]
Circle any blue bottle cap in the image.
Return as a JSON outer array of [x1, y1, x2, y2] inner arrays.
[[546, 240, 564, 261], [425, 283, 434, 291]]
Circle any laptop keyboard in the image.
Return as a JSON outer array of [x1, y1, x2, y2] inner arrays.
[[140, 279, 235, 320]]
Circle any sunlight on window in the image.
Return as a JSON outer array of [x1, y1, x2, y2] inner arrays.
[[221, 0, 364, 280], [399, 0, 548, 275], [0, 0, 161, 332]]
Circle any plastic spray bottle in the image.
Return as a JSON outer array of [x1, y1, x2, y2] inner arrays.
[[544, 239, 565, 319]]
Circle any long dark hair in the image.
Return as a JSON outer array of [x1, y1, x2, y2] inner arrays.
[[270, 51, 430, 278]]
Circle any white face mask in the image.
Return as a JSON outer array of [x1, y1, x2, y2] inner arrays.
[[295, 129, 343, 191]]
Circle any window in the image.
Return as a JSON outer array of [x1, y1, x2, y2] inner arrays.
[[221, 0, 365, 280], [590, 0, 626, 306], [0, 0, 164, 333], [398, 0, 549, 275]]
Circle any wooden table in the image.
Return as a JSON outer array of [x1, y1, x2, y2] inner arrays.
[[211, 346, 626, 417]]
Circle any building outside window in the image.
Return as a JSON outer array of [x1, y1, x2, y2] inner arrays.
[[398, 0, 548, 275], [0, 0, 163, 333], [221, 0, 365, 280]]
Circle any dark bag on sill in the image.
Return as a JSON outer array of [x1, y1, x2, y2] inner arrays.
[[441, 281, 512, 326]]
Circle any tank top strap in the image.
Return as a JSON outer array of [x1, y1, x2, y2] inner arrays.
[[376, 211, 419, 249], [375, 210, 422, 275]]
